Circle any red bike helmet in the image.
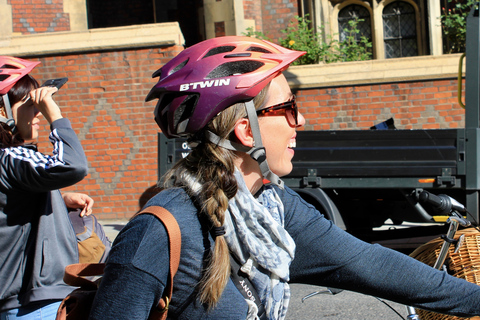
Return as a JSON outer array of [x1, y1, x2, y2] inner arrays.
[[146, 36, 305, 138], [0, 56, 40, 95]]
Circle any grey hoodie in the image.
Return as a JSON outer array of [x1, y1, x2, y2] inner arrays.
[[0, 118, 88, 311]]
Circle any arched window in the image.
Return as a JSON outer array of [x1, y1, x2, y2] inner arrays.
[[383, 1, 418, 58], [338, 4, 372, 43]]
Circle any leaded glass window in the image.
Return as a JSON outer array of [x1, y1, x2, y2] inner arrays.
[[383, 1, 418, 58], [338, 4, 372, 42]]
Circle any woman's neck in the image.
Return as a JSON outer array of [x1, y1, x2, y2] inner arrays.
[[234, 154, 264, 195]]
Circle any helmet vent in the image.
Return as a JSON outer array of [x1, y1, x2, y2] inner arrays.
[[203, 46, 236, 59], [246, 46, 272, 54], [206, 61, 264, 79], [225, 53, 251, 58], [170, 59, 188, 75], [173, 94, 198, 130], [0, 64, 19, 70], [0, 75, 9, 81], [152, 68, 162, 78]]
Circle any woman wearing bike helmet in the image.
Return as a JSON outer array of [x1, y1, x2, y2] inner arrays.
[[89, 37, 480, 320], [0, 56, 90, 320]]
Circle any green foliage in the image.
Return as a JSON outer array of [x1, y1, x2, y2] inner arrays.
[[277, 15, 325, 65], [243, 26, 271, 41], [441, 0, 477, 53], [243, 15, 372, 65], [335, 19, 372, 62]]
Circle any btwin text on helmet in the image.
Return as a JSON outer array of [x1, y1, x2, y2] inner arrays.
[[179, 79, 231, 91]]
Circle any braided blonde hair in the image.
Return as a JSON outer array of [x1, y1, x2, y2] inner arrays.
[[163, 85, 269, 308]]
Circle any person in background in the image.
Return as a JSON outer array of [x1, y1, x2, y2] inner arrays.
[[89, 37, 480, 320], [0, 56, 89, 320], [68, 207, 112, 264]]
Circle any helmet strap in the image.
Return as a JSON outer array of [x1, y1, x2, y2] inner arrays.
[[205, 130, 250, 153], [205, 100, 284, 188], [244, 100, 284, 188], [0, 94, 16, 133]]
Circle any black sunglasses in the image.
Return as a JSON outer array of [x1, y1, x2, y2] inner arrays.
[[256, 95, 298, 126]]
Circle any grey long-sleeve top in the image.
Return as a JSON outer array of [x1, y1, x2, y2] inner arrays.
[[0, 118, 88, 311]]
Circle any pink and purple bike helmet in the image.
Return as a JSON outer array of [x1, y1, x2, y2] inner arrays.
[[146, 36, 304, 139]]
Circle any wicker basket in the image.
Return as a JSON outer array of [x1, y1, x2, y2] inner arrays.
[[409, 227, 480, 320]]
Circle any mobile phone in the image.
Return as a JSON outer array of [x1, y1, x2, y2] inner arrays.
[[23, 77, 69, 103], [41, 77, 68, 90]]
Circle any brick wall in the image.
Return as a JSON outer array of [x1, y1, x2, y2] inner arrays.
[[29, 45, 183, 219], [244, 0, 263, 33], [261, 0, 298, 41], [10, 0, 70, 33], [296, 79, 465, 131]]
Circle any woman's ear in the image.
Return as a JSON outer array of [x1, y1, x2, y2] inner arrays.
[[233, 118, 254, 147]]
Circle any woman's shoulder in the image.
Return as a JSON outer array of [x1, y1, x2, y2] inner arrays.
[[144, 187, 198, 219], [126, 188, 202, 244], [273, 185, 316, 209], [272, 185, 324, 226], [109, 187, 204, 281]]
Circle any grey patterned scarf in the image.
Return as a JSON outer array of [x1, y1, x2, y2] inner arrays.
[[223, 169, 296, 320]]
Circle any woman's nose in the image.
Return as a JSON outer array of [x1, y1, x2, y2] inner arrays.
[[296, 111, 306, 127]]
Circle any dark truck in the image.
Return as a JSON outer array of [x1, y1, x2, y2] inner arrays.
[[158, 5, 480, 243]]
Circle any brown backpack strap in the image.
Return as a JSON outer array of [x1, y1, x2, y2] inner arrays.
[[134, 206, 181, 320], [63, 263, 105, 289]]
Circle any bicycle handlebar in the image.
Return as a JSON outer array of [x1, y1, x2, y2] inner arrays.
[[418, 191, 466, 215], [449, 216, 471, 228]]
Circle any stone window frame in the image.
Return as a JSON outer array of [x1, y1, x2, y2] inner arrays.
[[300, 0, 428, 60]]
